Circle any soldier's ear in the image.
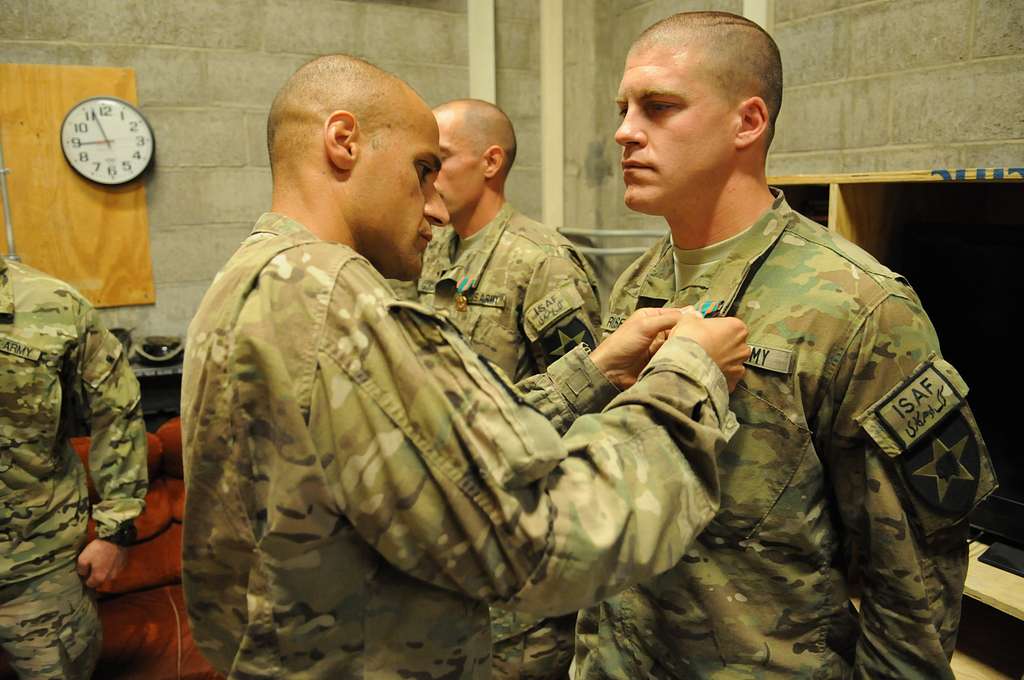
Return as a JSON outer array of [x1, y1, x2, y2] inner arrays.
[[482, 145, 505, 180], [324, 110, 359, 172], [734, 96, 769, 151]]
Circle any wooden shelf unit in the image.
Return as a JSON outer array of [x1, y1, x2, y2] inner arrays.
[[769, 168, 1024, 265]]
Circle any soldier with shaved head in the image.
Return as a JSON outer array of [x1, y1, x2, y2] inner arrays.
[[575, 11, 996, 680], [181, 54, 753, 679], [403, 98, 603, 679]]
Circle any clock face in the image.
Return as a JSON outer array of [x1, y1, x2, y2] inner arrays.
[[60, 96, 154, 185]]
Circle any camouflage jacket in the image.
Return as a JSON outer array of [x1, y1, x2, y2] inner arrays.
[[0, 258, 147, 585], [181, 212, 737, 680], [410, 203, 601, 382], [576, 192, 997, 680]]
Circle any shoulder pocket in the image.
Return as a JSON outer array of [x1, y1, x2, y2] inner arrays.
[[82, 330, 125, 390]]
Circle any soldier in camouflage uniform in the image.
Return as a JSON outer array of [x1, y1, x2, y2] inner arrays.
[[406, 99, 602, 679], [181, 54, 751, 680], [573, 12, 997, 680], [0, 257, 148, 679]]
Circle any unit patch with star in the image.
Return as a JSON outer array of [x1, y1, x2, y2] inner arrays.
[[539, 317, 596, 364], [857, 356, 989, 520]]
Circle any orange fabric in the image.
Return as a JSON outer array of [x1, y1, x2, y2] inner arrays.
[[156, 417, 183, 479], [96, 585, 224, 680], [167, 479, 186, 523]]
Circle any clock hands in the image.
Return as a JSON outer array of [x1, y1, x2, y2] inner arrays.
[[91, 108, 113, 148]]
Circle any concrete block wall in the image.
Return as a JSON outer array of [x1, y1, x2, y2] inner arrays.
[[768, 0, 1024, 175], [1, 0, 540, 338]]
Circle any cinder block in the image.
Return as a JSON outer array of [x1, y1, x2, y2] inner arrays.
[[496, 18, 538, 71], [973, 0, 1024, 58], [775, 0, 852, 25], [97, 280, 212, 338], [0, 41, 61, 64], [512, 116, 541, 171], [839, 77, 889, 149], [145, 0, 262, 50], [959, 141, 1024, 168], [848, 0, 971, 76], [766, 150, 843, 176], [496, 69, 540, 121], [386, 62, 468, 107], [26, 0, 145, 42], [496, 0, 539, 23], [386, 0, 466, 13], [0, 0, 25, 39], [505, 166, 542, 223], [148, 167, 271, 228], [840, 146, 961, 173], [774, 11, 848, 87], [149, 223, 251, 285], [246, 110, 271, 168], [363, 4, 467, 67], [890, 59, 1024, 145], [145, 108, 248, 168], [264, 0, 366, 56], [206, 51, 309, 109], [772, 83, 843, 154]]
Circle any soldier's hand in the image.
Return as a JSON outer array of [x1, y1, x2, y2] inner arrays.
[[77, 539, 128, 590], [670, 311, 750, 391], [590, 307, 689, 389]]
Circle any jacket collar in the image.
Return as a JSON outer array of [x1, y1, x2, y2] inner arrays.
[[638, 190, 794, 315], [433, 202, 513, 294]]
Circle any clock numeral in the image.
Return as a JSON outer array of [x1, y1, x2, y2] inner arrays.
[[129, 121, 139, 132], [93, 163, 101, 173], [99, 104, 113, 117], [70, 137, 82, 148], [73, 122, 89, 133], [136, 136, 147, 147], [107, 165, 118, 178], [79, 152, 89, 162], [85, 110, 96, 122], [132, 151, 142, 160], [121, 161, 132, 172]]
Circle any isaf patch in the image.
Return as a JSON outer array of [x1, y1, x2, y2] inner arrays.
[[875, 363, 963, 450], [540, 317, 595, 364]]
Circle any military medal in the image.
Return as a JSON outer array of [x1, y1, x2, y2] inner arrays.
[[454, 276, 475, 312]]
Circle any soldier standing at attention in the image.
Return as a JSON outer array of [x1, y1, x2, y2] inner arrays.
[[410, 98, 601, 679], [414, 99, 601, 385], [181, 54, 751, 680], [574, 12, 997, 680], [0, 257, 148, 679]]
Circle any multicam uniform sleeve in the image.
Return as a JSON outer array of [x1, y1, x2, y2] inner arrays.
[[521, 251, 603, 372], [311, 261, 736, 616], [825, 292, 996, 680], [74, 305, 148, 538]]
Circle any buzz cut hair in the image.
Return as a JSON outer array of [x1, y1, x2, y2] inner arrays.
[[632, 11, 783, 150]]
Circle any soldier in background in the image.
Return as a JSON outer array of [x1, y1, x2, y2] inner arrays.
[[181, 54, 751, 679], [406, 98, 602, 679], [413, 99, 601, 387], [0, 257, 148, 679], [575, 11, 997, 680]]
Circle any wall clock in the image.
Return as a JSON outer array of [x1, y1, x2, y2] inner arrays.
[[60, 96, 154, 185]]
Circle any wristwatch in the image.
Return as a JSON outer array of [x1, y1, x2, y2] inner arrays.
[[101, 520, 138, 547]]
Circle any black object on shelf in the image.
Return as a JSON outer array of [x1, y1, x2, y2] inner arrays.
[[978, 542, 1024, 579]]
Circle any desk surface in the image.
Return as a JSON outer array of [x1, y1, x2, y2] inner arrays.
[[964, 540, 1024, 621]]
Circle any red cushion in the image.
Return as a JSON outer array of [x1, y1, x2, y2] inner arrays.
[[167, 478, 185, 523], [96, 584, 224, 680], [156, 418, 183, 479]]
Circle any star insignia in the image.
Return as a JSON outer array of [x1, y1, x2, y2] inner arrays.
[[911, 434, 975, 503], [551, 327, 587, 358]]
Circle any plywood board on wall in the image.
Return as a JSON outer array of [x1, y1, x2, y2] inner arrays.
[[0, 63, 155, 308]]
